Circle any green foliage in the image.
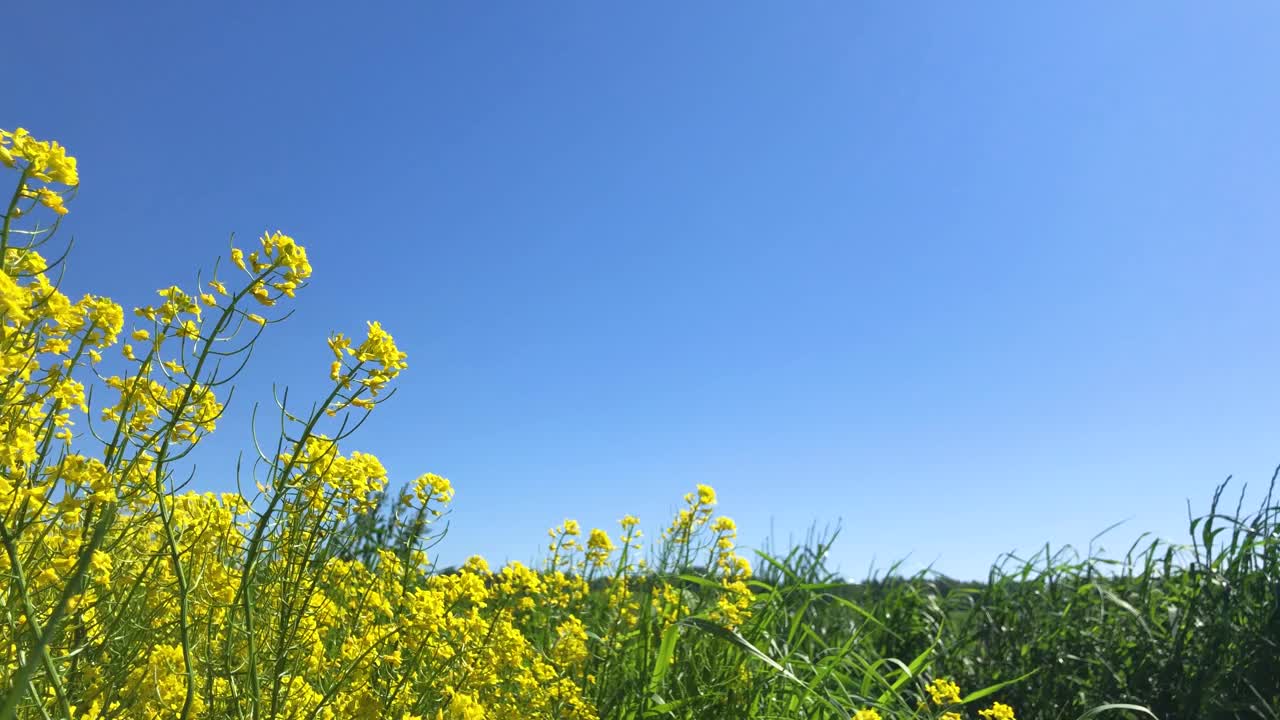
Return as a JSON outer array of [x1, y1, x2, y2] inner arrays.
[[619, 477, 1278, 719], [933, 478, 1280, 719]]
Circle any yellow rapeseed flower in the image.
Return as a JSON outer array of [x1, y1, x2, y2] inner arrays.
[[36, 187, 68, 215], [979, 702, 1017, 720], [697, 483, 716, 505], [926, 677, 962, 705], [1, 128, 79, 185]]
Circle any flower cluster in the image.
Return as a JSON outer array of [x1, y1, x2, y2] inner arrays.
[[927, 677, 963, 705], [0, 130, 599, 720], [919, 678, 1018, 720], [1, 128, 78, 216], [979, 702, 1017, 720], [326, 321, 408, 413]]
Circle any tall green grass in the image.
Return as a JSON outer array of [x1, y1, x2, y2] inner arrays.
[[535, 476, 1276, 719], [932, 477, 1280, 719]]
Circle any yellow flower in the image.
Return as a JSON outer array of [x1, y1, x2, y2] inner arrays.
[[259, 230, 311, 282], [926, 678, 962, 705], [353, 321, 408, 383], [82, 295, 124, 347], [586, 528, 615, 565], [131, 329, 150, 342], [36, 187, 68, 215], [552, 616, 590, 667], [979, 702, 1017, 720], [1, 128, 78, 185], [250, 282, 273, 306], [413, 473, 454, 505], [853, 710, 882, 720], [441, 693, 486, 720], [328, 332, 350, 360], [697, 483, 716, 505]]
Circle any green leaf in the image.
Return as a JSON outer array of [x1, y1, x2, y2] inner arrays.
[[876, 642, 935, 705], [1074, 703, 1159, 720], [959, 669, 1039, 704], [647, 622, 682, 695], [679, 617, 851, 720]]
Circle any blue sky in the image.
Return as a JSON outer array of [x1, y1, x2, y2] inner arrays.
[[10, 3, 1280, 578]]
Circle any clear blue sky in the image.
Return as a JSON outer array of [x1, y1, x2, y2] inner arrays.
[[10, 3, 1280, 579]]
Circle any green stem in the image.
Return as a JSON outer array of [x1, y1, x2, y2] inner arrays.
[[1, 168, 32, 258]]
